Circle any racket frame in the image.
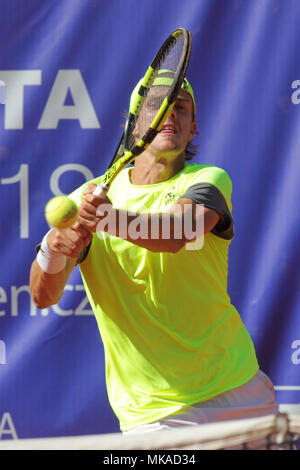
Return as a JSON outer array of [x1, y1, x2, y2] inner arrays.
[[94, 28, 192, 194]]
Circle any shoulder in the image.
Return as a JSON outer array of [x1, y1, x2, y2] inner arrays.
[[179, 163, 232, 199]]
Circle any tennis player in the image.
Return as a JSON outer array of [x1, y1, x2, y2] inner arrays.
[[30, 78, 278, 434]]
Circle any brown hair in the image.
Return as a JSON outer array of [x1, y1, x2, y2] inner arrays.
[[185, 141, 199, 160]]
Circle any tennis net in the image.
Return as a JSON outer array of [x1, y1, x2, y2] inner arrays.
[[0, 413, 298, 450]]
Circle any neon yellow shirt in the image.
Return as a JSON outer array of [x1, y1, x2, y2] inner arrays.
[[70, 163, 258, 431]]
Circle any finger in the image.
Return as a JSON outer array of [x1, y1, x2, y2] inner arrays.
[[80, 198, 98, 214], [77, 215, 97, 233], [83, 193, 110, 209], [79, 206, 98, 222], [83, 183, 97, 195], [72, 222, 91, 237]]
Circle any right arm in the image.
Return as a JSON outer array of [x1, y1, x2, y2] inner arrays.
[[30, 225, 92, 309]]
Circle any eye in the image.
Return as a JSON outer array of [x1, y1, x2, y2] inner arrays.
[[146, 96, 164, 110]]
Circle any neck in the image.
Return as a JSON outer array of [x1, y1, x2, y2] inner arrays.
[[130, 151, 185, 185]]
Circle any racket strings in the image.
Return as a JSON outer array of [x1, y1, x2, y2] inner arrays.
[[126, 34, 185, 152]]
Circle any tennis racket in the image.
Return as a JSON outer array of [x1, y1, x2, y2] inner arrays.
[[93, 27, 192, 195]]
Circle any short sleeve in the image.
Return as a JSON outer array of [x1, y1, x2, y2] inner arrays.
[[180, 183, 233, 240], [178, 166, 234, 240]]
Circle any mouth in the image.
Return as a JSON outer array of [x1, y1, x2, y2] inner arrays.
[[160, 123, 177, 135]]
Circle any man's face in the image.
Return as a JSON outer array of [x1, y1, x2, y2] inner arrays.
[[134, 87, 197, 158]]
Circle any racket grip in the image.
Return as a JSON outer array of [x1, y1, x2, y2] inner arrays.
[[93, 181, 106, 196]]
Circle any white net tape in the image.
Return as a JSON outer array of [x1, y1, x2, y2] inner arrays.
[[0, 413, 299, 450]]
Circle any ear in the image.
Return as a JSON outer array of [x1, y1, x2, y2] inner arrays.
[[188, 121, 198, 142]]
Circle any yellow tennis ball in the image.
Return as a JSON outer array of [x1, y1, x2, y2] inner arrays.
[[45, 196, 78, 229]]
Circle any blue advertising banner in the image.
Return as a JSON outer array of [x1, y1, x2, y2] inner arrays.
[[0, 0, 300, 439]]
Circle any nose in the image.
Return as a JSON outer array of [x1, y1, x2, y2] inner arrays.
[[169, 105, 177, 119]]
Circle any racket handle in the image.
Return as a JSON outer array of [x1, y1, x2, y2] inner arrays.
[[93, 181, 107, 196]]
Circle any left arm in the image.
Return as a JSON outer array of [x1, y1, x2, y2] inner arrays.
[[77, 184, 220, 253]]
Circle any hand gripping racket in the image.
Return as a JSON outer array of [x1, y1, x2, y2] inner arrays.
[[93, 28, 192, 195]]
